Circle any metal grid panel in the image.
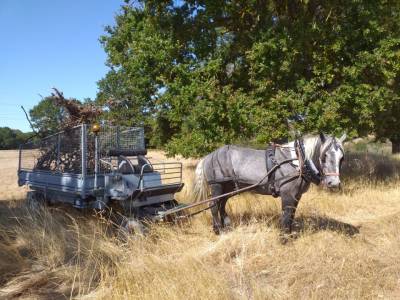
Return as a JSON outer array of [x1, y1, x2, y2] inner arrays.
[[86, 125, 145, 174], [20, 126, 83, 173], [142, 162, 183, 187], [86, 129, 96, 174], [99, 126, 145, 152]]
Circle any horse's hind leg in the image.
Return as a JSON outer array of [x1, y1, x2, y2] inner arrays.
[[210, 183, 223, 234], [220, 182, 237, 230], [219, 197, 232, 230]]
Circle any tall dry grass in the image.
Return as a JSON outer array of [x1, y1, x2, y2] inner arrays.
[[0, 149, 400, 299]]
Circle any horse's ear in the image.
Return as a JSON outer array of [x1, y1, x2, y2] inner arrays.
[[338, 133, 347, 143], [319, 132, 326, 143]]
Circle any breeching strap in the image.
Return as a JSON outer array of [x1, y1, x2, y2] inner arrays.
[[157, 157, 297, 219]]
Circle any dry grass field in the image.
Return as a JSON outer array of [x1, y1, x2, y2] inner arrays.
[[1, 147, 400, 299]]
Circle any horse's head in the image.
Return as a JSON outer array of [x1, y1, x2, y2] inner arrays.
[[319, 133, 346, 190]]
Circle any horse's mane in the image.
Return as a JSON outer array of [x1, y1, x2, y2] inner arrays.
[[303, 135, 322, 161], [282, 135, 321, 160], [303, 135, 344, 163]]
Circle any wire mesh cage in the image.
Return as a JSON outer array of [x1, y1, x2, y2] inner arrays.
[[98, 125, 145, 153], [20, 126, 82, 173], [20, 125, 146, 175]]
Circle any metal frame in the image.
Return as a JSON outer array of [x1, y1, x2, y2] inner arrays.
[[81, 123, 87, 198]]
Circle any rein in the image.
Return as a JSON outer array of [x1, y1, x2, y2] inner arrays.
[[156, 157, 297, 219]]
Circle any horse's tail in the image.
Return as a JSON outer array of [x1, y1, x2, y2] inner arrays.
[[194, 158, 209, 202]]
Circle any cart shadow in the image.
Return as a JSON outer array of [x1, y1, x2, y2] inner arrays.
[[0, 199, 26, 226], [0, 199, 86, 226], [230, 211, 360, 237]]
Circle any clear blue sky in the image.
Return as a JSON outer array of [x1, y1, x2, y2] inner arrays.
[[0, 0, 124, 132]]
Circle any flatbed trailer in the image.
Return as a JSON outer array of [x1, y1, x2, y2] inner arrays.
[[18, 124, 184, 228]]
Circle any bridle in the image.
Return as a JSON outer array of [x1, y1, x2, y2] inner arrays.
[[318, 138, 344, 178], [324, 172, 340, 176], [276, 136, 344, 185]]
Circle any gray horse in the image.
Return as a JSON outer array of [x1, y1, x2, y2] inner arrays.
[[194, 133, 346, 235]]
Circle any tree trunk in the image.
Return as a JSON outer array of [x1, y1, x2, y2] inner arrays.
[[390, 138, 400, 154]]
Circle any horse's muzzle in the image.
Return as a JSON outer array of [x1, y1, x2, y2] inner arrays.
[[324, 176, 341, 191]]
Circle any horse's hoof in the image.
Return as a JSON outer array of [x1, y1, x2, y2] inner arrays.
[[279, 233, 292, 245], [223, 216, 232, 227], [213, 226, 221, 235], [221, 221, 233, 232], [279, 231, 299, 244], [279, 236, 288, 245], [220, 227, 233, 234]]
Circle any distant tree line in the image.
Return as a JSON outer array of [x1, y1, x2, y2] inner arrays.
[[0, 127, 32, 149], [28, 0, 400, 156]]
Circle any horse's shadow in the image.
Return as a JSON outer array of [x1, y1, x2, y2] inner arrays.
[[292, 215, 360, 236], [229, 211, 360, 237]]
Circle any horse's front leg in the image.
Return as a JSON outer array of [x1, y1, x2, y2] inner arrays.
[[210, 183, 223, 234], [280, 193, 300, 238]]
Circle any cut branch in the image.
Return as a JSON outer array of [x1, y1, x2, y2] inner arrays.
[[21, 105, 37, 134]]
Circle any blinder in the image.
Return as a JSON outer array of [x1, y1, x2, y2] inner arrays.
[[295, 139, 322, 184], [303, 159, 322, 184]]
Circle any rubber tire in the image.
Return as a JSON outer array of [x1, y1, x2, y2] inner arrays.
[[121, 217, 147, 236]]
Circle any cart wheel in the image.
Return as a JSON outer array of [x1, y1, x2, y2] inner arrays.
[[121, 217, 147, 236], [26, 191, 47, 211], [164, 200, 187, 223]]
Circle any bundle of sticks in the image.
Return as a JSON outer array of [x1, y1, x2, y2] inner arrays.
[[50, 88, 102, 129], [34, 88, 102, 173]]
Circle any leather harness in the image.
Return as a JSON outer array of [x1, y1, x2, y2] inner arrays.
[[265, 144, 280, 197], [265, 138, 329, 197]]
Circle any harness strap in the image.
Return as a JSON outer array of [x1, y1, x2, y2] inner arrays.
[[270, 172, 301, 190], [295, 141, 304, 178], [266, 143, 279, 197]]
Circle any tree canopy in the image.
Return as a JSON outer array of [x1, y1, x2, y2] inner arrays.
[[29, 96, 65, 135], [98, 0, 400, 156]]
